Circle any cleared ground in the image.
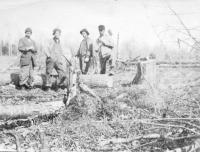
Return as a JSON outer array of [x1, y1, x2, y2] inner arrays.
[[0, 56, 200, 151]]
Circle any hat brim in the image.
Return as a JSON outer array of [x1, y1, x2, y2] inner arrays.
[[80, 30, 89, 35], [53, 29, 61, 35], [25, 31, 32, 33]]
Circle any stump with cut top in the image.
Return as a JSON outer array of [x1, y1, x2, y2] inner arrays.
[[132, 59, 156, 87]]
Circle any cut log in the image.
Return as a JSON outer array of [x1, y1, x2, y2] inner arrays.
[[0, 100, 63, 120], [0, 73, 11, 85], [80, 74, 113, 88], [0, 71, 113, 88]]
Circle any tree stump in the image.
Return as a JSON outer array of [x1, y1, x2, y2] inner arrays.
[[132, 59, 156, 87]]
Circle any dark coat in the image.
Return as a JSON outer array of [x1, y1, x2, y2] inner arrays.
[[77, 37, 93, 58], [18, 37, 37, 67]]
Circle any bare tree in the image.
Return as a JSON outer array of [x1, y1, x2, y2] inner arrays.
[[164, 0, 200, 50]]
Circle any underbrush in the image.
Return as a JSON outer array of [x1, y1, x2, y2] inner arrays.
[[1, 68, 200, 152]]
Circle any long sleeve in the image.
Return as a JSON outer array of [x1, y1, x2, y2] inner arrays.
[[43, 40, 52, 57], [101, 35, 114, 49], [18, 39, 27, 52], [86, 38, 93, 57], [32, 40, 38, 53]]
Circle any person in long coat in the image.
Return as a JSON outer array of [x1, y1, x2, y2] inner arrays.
[[18, 27, 37, 89]]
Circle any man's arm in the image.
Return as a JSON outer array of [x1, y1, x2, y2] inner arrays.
[[100, 36, 114, 49], [18, 39, 27, 52], [43, 40, 52, 57], [32, 40, 38, 53], [87, 38, 93, 57]]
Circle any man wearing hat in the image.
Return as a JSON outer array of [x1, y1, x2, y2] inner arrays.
[[18, 27, 37, 89], [76, 28, 93, 74], [44, 28, 67, 90], [96, 25, 114, 74]]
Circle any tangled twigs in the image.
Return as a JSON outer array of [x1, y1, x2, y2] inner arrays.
[[3, 131, 21, 152], [161, 120, 200, 131], [100, 133, 162, 145], [90, 119, 200, 135], [100, 133, 200, 146], [134, 121, 200, 135], [132, 140, 158, 151]]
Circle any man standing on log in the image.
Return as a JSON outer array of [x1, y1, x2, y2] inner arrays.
[[76, 28, 93, 74], [18, 27, 37, 89], [44, 28, 67, 90], [96, 25, 114, 74]]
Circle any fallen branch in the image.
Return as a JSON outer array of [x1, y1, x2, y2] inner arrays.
[[88, 119, 200, 135], [3, 131, 21, 152], [100, 133, 162, 145]]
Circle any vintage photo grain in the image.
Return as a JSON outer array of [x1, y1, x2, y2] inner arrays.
[[0, 0, 200, 151]]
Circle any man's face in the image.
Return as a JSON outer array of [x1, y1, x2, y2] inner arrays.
[[25, 32, 32, 38], [99, 29, 105, 36], [54, 31, 61, 39], [82, 32, 88, 39]]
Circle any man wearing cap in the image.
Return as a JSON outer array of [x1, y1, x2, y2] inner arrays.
[[18, 27, 37, 89], [44, 28, 67, 90], [76, 28, 93, 74], [96, 25, 114, 74]]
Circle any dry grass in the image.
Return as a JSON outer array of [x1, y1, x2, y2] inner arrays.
[[0, 65, 200, 151]]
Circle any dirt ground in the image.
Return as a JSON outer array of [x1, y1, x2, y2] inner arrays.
[[0, 56, 200, 152]]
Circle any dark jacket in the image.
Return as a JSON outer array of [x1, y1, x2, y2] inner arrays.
[[77, 37, 93, 58]]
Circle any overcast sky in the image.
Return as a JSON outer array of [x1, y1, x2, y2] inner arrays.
[[0, 0, 200, 58]]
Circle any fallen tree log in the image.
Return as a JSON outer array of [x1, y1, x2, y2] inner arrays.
[[0, 71, 113, 88], [80, 74, 113, 88], [158, 65, 200, 68], [0, 72, 12, 85], [0, 71, 106, 127], [0, 100, 63, 120]]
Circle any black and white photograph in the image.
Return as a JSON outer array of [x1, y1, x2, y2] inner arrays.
[[0, 0, 200, 151]]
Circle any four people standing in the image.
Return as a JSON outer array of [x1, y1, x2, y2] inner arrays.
[[18, 25, 114, 90]]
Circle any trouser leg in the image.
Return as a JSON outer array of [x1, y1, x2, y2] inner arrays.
[[108, 57, 114, 75], [46, 57, 54, 87], [100, 55, 110, 74], [100, 56, 104, 74], [31, 53, 37, 69], [84, 58, 91, 74], [79, 57, 83, 74], [55, 61, 66, 86], [27, 63, 34, 86], [19, 65, 30, 86]]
